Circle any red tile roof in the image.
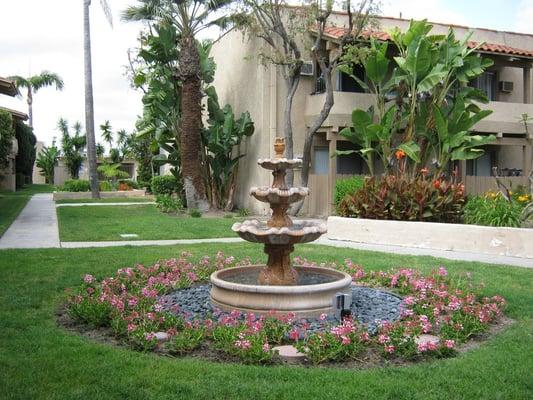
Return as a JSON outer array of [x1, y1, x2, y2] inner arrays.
[[319, 26, 533, 58]]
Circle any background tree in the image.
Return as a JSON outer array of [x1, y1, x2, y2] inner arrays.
[[35, 140, 60, 184], [100, 120, 114, 149], [124, 0, 234, 212], [83, 0, 113, 199], [9, 71, 64, 128], [0, 110, 14, 176], [58, 118, 87, 179], [96, 143, 105, 159], [14, 121, 37, 186], [237, 0, 377, 209]]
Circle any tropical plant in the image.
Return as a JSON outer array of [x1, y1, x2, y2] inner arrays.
[[8, 71, 64, 127], [339, 20, 496, 177], [83, 0, 113, 198], [59, 118, 86, 179], [464, 194, 524, 228], [35, 140, 60, 184], [203, 86, 254, 210], [337, 174, 466, 223], [155, 194, 184, 213], [0, 109, 14, 173], [124, 0, 235, 212], [97, 163, 130, 187]]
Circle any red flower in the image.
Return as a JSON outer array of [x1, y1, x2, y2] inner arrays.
[[395, 149, 406, 160], [433, 180, 441, 189]]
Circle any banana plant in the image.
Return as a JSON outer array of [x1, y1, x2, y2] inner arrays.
[[203, 86, 254, 210]]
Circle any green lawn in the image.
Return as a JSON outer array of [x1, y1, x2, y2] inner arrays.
[[0, 243, 532, 399], [55, 197, 154, 204], [0, 184, 54, 237], [57, 204, 239, 241]]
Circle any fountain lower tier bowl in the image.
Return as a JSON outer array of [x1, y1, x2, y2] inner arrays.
[[250, 187, 309, 204], [210, 265, 352, 318], [232, 219, 326, 245]]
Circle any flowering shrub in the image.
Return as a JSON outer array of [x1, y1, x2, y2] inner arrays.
[[65, 253, 506, 365], [337, 174, 465, 223], [464, 190, 531, 228]]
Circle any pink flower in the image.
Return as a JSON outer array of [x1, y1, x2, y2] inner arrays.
[[319, 313, 327, 321], [153, 303, 163, 312], [86, 287, 95, 295], [234, 339, 251, 349], [83, 274, 95, 284], [262, 342, 270, 352], [384, 345, 395, 354], [144, 332, 155, 341], [359, 332, 370, 342], [289, 329, 300, 341], [438, 267, 448, 277], [427, 341, 439, 351], [445, 339, 455, 349], [341, 335, 351, 345], [378, 334, 390, 344], [417, 342, 428, 352], [127, 323, 136, 333], [128, 298, 138, 307]]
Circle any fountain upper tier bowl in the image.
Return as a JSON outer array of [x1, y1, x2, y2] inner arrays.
[[250, 187, 309, 204], [232, 219, 326, 245], [257, 158, 302, 170]]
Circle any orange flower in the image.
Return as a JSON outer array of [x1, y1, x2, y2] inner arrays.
[[395, 149, 406, 160], [433, 180, 441, 189]]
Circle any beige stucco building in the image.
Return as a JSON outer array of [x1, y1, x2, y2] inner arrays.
[[211, 13, 533, 216]]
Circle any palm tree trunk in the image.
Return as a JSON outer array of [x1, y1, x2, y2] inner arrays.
[[179, 37, 208, 211], [83, 0, 100, 199], [27, 87, 33, 127]]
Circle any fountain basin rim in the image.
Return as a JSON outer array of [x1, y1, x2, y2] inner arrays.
[[250, 186, 309, 196], [210, 265, 352, 294], [232, 220, 327, 235]]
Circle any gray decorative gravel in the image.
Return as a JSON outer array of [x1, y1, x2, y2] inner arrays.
[[159, 284, 402, 335]]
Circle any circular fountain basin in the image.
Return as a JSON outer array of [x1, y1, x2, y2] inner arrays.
[[257, 158, 302, 170], [232, 220, 326, 245], [210, 265, 352, 318], [250, 186, 309, 204]]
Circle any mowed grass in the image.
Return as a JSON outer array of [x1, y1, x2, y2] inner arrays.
[[0, 243, 532, 399], [0, 184, 54, 237], [55, 197, 155, 204], [57, 204, 239, 241]]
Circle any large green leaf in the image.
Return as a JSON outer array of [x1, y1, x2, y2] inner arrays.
[[397, 141, 421, 162], [417, 64, 447, 91]]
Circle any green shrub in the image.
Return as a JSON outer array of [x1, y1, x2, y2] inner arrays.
[[464, 195, 524, 228], [236, 208, 250, 217], [189, 208, 202, 218], [334, 176, 365, 211], [338, 175, 465, 223], [119, 179, 140, 189], [61, 179, 91, 192], [155, 194, 183, 213], [151, 175, 180, 196], [99, 181, 113, 191]]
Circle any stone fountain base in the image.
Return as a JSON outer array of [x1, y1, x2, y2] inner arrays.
[[210, 265, 352, 318]]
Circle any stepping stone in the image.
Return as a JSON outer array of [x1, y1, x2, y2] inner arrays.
[[154, 332, 169, 342], [414, 334, 440, 345], [273, 345, 305, 361]]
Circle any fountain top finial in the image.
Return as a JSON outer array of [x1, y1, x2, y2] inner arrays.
[[274, 137, 285, 159]]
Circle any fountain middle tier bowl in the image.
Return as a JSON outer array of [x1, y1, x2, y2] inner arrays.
[[210, 265, 352, 317], [232, 219, 326, 245], [250, 186, 309, 204], [257, 158, 302, 170]]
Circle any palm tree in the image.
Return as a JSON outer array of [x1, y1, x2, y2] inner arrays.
[[9, 71, 64, 127], [84, 0, 113, 198], [123, 0, 232, 211], [100, 120, 114, 149]]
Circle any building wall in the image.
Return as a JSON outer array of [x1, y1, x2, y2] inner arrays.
[[0, 139, 18, 192]]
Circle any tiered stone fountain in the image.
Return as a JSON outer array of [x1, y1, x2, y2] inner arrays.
[[210, 138, 352, 317]]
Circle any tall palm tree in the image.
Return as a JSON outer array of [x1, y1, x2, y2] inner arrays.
[[84, 0, 113, 198], [99, 120, 114, 149], [123, 0, 232, 211], [9, 71, 64, 127]]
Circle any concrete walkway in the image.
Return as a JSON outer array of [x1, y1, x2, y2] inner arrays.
[[56, 202, 155, 207], [0, 193, 60, 249]]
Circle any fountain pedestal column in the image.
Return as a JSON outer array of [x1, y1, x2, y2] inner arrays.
[[259, 244, 297, 285]]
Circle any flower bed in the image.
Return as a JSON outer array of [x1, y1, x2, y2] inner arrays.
[[64, 252, 506, 366]]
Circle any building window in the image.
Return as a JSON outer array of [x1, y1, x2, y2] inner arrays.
[[336, 141, 365, 174], [312, 147, 329, 175], [470, 71, 497, 101], [336, 63, 366, 93]]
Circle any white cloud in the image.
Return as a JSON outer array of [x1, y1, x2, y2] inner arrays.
[[381, 0, 470, 26], [515, 0, 533, 34], [0, 0, 144, 146]]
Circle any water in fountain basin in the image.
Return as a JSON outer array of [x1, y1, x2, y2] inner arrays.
[[221, 268, 338, 285]]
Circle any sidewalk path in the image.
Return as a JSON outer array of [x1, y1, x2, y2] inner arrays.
[[1, 196, 532, 268], [0, 193, 60, 248]]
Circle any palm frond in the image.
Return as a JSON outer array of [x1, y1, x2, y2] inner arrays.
[[99, 0, 114, 27], [30, 71, 64, 91]]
